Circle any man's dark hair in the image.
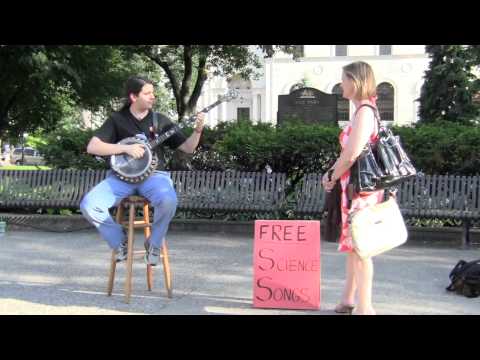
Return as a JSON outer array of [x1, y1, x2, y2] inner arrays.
[[120, 76, 154, 110]]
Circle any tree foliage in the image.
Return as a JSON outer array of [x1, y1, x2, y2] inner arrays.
[[418, 45, 480, 124], [0, 45, 152, 141], [122, 45, 295, 121]]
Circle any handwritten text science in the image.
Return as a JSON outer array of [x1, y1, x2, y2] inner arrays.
[[253, 220, 321, 310]]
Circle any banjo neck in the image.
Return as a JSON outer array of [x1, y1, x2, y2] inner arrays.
[[147, 98, 224, 151], [109, 89, 238, 183]]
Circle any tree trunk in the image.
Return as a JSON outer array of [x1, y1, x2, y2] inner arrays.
[[186, 54, 208, 116], [170, 52, 210, 170], [145, 46, 210, 123], [142, 46, 211, 170], [177, 46, 193, 121]]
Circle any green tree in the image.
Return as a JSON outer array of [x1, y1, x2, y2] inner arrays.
[[117, 45, 295, 170], [418, 45, 480, 124], [1, 45, 294, 141], [123, 45, 295, 121], [0, 45, 152, 141]]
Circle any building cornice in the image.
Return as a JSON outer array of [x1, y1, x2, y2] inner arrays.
[[266, 54, 429, 63]]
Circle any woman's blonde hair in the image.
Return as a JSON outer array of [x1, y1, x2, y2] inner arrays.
[[342, 61, 377, 100]]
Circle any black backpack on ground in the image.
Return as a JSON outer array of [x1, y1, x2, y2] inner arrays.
[[446, 259, 480, 298]]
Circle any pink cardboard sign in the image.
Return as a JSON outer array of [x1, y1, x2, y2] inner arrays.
[[253, 220, 321, 310]]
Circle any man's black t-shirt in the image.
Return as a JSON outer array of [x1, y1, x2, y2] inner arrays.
[[94, 108, 187, 170]]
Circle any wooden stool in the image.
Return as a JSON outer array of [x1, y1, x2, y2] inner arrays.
[[107, 195, 173, 303]]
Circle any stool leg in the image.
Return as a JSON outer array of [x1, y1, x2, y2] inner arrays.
[[107, 251, 117, 296], [162, 243, 173, 298], [143, 201, 151, 240], [124, 203, 135, 304], [146, 266, 154, 291], [143, 202, 154, 291], [107, 204, 124, 296]]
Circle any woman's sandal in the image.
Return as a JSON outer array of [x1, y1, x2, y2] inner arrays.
[[334, 303, 355, 314]]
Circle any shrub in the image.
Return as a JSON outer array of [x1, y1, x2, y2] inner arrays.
[[213, 121, 341, 189], [27, 118, 480, 178], [29, 127, 107, 170], [392, 121, 480, 175]]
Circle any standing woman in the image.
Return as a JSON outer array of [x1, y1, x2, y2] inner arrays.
[[322, 61, 383, 315]]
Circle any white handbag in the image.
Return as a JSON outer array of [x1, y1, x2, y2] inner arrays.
[[350, 196, 408, 259]]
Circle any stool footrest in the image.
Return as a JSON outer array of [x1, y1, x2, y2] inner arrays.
[[121, 221, 152, 228]]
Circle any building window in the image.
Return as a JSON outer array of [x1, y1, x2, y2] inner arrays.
[[237, 107, 250, 122], [332, 84, 350, 121], [379, 45, 392, 56], [335, 45, 348, 56], [376, 82, 394, 121]]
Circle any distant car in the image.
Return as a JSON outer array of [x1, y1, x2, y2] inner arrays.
[[10, 147, 46, 165]]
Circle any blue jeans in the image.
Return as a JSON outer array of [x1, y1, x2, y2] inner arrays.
[[80, 171, 177, 250]]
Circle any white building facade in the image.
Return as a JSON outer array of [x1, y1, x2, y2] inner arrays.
[[197, 45, 430, 127]]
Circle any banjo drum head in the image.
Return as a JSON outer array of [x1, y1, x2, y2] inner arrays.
[[111, 137, 153, 178]]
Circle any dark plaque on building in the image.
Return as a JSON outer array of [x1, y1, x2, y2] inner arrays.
[[277, 87, 338, 126]]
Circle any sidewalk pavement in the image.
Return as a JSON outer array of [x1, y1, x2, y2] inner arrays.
[[0, 229, 479, 315]]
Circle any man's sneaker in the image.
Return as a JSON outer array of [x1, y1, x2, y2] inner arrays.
[[144, 243, 161, 266], [115, 237, 128, 263]]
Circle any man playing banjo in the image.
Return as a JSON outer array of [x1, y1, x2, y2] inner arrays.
[[80, 76, 205, 266]]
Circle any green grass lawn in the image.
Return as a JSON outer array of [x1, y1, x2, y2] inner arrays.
[[0, 165, 51, 170]]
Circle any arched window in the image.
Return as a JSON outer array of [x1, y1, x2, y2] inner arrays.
[[332, 83, 350, 121], [376, 82, 394, 121]]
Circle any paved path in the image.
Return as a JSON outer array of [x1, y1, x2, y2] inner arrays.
[[0, 230, 478, 315]]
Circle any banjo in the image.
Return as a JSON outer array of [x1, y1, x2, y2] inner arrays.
[[110, 89, 238, 183]]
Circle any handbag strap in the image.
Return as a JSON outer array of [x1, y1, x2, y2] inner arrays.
[[353, 104, 382, 133]]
